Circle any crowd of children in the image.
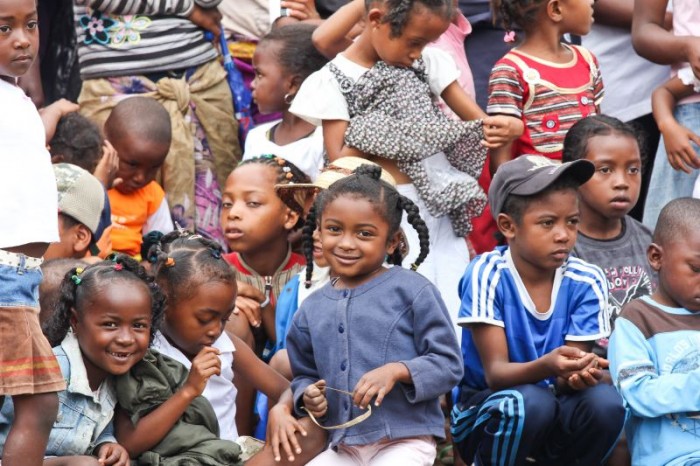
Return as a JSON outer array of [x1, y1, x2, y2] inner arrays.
[[2, 0, 700, 464]]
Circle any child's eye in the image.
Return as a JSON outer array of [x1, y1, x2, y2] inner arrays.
[[358, 230, 373, 238], [133, 322, 149, 329], [628, 166, 641, 175], [102, 322, 117, 328], [0, 26, 10, 34], [540, 220, 554, 227], [325, 225, 341, 233], [598, 167, 612, 174], [246, 201, 261, 208], [690, 264, 700, 273], [221, 202, 233, 209], [568, 217, 580, 226], [27, 21, 38, 30]]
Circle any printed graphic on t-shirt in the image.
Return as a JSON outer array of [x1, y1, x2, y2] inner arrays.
[[605, 265, 654, 318]]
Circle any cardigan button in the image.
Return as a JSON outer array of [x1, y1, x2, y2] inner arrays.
[[338, 324, 344, 333], [340, 361, 347, 371]]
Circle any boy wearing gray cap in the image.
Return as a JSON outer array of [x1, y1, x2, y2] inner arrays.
[[450, 155, 625, 466]]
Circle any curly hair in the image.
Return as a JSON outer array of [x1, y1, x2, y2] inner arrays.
[[302, 164, 430, 287], [147, 230, 236, 307], [49, 112, 103, 174], [491, 0, 547, 32], [43, 254, 166, 347], [366, 0, 453, 37]]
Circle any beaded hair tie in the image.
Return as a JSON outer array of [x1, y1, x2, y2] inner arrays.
[[71, 267, 85, 285]]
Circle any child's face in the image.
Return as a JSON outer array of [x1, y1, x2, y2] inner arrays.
[[162, 281, 236, 359], [251, 41, 289, 114], [319, 194, 399, 288], [0, 0, 38, 79], [220, 164, 299, 254], [108, 131, 169, 194], [649, 235, 700, 312], [369, 4, 449, 68], [312, 228, 329, 268], [71, 279, 152, 388], [501, 188, 580, 273], [557, 0, 595, 36], [578, 134, 642, 223]]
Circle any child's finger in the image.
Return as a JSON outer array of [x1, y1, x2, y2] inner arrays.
[[286, 422, 304, 454], [271, 430, 282, 462], [279, 429, 296, 462], [374, 387, 387, 406]]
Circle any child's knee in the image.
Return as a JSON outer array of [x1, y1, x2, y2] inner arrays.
[[517, 385, 558, 432], [576, 384, 625, 431]]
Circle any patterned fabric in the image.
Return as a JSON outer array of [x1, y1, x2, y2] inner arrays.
[[78, 60, 240, 247], [487, 44, 604, 160], [73, 2, 219, 79], [329, 60, 487, 236]]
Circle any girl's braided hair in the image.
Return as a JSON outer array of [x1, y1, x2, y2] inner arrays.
[[302, 164, 430, 287], [43, 254, 166, 347], [368, 0, 453, 38], [236, 155, 311, 229], [491, 0, 547, 32], [147, 230, 236, 307]]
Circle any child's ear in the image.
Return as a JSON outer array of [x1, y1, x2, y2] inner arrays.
[[73, 225, 92, 254], [286, 74, 303, 97], [283, 208, 301, 231], [386, 230, 402, 255], [547, 0, 563, 22], [367, 7, 385, 28], [496, 213, 517, 240], [647, 242, 663, 272]]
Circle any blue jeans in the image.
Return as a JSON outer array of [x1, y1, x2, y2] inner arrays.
[[643, 102, 700, 230], [0, 260, 42, 309]]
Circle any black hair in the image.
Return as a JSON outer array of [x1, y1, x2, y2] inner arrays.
[[260, 23, 328, 84], [104, 96, 171, 146], [149, 230, 236, 307], [501, 176, 582, 224], [235, 155, 311, 229], [491, 0, 547, 32], [49, 112, 103, 173], [366, 0, 453, 37], [39, 258, 88, 330], [562, 114, 644, 165], [44, 254, 165, 347], [653, 197, 700, 245], [302, 164, 430, 287]]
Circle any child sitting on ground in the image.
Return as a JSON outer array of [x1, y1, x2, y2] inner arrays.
[[609, 197, 700, 466], [104, 97, 174, 259], [564, 116, 657, 350], [44, 164, 110, 262], [451, 155, 625, 466]]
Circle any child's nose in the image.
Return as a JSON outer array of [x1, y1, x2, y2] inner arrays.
[[13, 31, 31, 49]]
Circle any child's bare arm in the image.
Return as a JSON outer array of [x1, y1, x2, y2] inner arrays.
[[231, 334, 289, 403], [440, 81, 487, 120], [114, 347, 221, 456], [652, 76, 700, 173], [312, 0, 365, 59], [471, 324, 596, 391], [322, 119, 366, 161]]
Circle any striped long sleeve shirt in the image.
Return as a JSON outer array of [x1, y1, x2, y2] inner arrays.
[[73, 0, 221, 79]]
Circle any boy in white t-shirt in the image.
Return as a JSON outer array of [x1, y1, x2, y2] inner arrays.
[[0, 1, 81, 465]]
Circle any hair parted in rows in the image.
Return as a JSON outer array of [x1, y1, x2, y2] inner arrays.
[[261, 23, 328, 82], [302, 164, 430, 288], [367, 0, 453, 37], [236, 155, 311, 228], [44, 254, 166, 347], [491, 0, 547, 32], [562, 114, 645, 165], [148, 229, 236, 307]]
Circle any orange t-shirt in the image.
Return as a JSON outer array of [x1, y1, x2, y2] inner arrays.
[[108, 181, 166, 257]]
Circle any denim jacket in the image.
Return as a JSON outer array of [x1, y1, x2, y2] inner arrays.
[[0, 332, 117, 456]]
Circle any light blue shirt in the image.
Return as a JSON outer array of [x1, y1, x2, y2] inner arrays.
[[0, 332, 117, 456]]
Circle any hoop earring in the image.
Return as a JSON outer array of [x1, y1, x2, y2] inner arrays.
[[284, 93, 295, 105]]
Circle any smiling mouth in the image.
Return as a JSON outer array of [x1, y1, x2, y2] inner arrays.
[[109, 351, 131, 360], [334, 254, 360, 264]]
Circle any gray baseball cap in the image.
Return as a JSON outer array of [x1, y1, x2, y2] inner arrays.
[[488, 155, 595, 218]]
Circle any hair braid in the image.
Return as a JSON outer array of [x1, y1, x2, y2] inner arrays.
[[44, 266, 81, 346], [398, 195, 430, 270], [301, 205, 318, 288]]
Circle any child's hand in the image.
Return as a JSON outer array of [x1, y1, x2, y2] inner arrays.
[[481, 115, 524, 149], [303, 380, 328, 418], [97, 442, 129, 466], [352, 362, 405, 409], [543, 346, 596, 379], [93, 140, 121, 188], [565, 356, 608, 390], [281, 0, 321, 20], [183, 346, 221, 398], [234, 281, 265, 328], [267, 403, 308, 462], [660, 120, 700, 173], [188, 4, 222, 41], [43, 98, 80, 118]]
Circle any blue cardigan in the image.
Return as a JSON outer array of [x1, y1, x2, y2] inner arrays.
[[287, 266, 463, 447]]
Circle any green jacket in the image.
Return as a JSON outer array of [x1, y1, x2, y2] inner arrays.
[[116, 349, 242, 466]]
